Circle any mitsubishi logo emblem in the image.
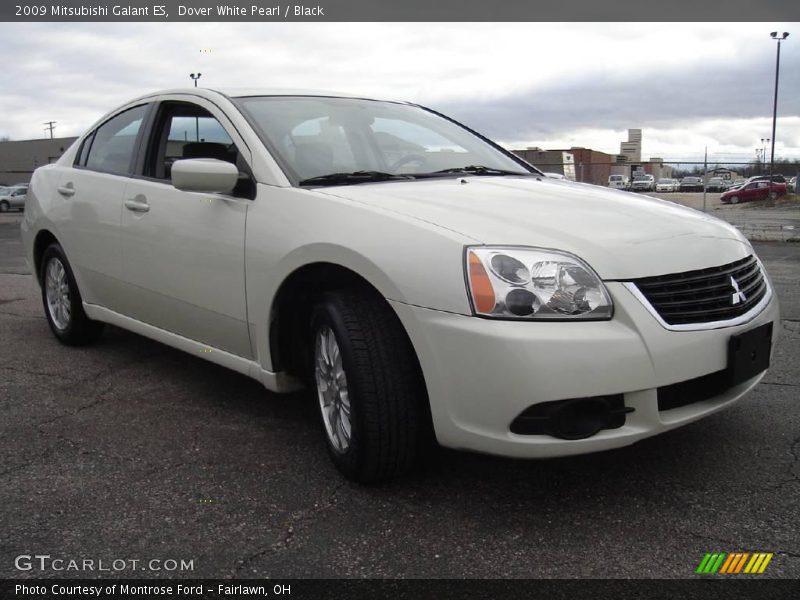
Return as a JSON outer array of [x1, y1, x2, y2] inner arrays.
[[730, 276, 746, 305]]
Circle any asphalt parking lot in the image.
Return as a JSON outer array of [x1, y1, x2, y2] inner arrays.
[[650, 192, 800, 242], [0, 213, 798, 579]]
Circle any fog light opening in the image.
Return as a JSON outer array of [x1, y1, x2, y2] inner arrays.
[[552, 399, 610, 440]]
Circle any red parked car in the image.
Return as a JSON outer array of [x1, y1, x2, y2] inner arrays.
[[720, 180, 787, 204]]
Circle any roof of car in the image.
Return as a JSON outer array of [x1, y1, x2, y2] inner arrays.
[[133, 88, 396, 103]]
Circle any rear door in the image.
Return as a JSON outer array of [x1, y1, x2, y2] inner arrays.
[[118, 98, 254, 358], [54, 104, 150, 311]]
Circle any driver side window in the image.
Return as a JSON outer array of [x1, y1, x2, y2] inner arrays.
[[148, 105, 237, 180], [145, 102, 254, 198]]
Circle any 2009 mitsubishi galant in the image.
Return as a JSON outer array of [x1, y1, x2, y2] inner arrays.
[[22, 89, 779, 482]]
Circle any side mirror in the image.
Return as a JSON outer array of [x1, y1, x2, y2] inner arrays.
[[171, 158, 239, 194]]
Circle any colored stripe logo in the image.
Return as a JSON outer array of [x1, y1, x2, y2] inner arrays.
[[696, 552, 773, 574]]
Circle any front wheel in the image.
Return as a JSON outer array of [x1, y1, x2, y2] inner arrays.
[[310, 289, 429, 483], [729, 196, 739, 205], [0, 201, 9, 213], [40, 243, 104, 345]]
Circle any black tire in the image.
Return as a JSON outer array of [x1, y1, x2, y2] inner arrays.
[[0, 200, 9, 213], [309, 288, 429, 483], [40, 242, 104, 346]]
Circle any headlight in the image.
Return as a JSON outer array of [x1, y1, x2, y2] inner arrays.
[[466, 247, 613, 320]]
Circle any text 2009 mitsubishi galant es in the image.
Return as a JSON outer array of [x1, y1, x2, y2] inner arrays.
[[22, 89, 779, 482]]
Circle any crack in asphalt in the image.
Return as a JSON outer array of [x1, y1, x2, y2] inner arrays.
[[0, 453, 52, 478], [0, 364, 84, 381], [0, 310, 45, 319], [231, 480, 347, 576], [32, 348, 172, 427]]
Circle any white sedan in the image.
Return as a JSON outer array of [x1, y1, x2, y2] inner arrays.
[[22, 89, 779, 482], [655, 178, 679, 192]]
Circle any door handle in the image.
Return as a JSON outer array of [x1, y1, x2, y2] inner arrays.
[[124, 195, 150, 213], [57, 184, 75, 197]]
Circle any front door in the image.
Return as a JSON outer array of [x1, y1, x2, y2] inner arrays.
[[118, 100, 254, 359]]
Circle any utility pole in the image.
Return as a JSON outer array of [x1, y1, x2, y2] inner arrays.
[[702, 147, 708, 213], [43, 121, 56, 139]]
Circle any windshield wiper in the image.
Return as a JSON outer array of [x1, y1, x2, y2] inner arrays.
[[298, 171, 414, 187], [426, 165, 535, 177]]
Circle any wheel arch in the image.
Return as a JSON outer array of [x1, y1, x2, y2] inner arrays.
[[32, 229, 59, 283], [267, 261, 421, 385]]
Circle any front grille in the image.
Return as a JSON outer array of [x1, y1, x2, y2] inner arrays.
[[631, 256, 767, 326]]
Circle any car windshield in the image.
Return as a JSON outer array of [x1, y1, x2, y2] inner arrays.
[[234, 96, 535, 185]]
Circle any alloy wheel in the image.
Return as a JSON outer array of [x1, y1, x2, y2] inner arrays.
[[45, 257, 71, 330], [314, 325, 352, 453]]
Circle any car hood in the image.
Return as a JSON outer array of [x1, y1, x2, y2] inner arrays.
[[318, 176, 752, 280]]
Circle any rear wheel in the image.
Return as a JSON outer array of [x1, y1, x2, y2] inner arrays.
[[40, 243, 104, 345], [310, 288, 429, 483], [768, 191, 778, 200]]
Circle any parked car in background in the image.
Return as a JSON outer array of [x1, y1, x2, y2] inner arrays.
[[787, 176, 796, 193], [631, 174, 655, 192], [727, 178, 747, 190], [706, 177, 727, 192], [747, 174, 786, 184], [655, 178, 679, 192], [21, 88, 780, 482], [679, 177, 704, 192], [721, 180, 787, 204], [608, 174, 629, 190], [543, 172, 566, 180], [0, 184, 28, 212]]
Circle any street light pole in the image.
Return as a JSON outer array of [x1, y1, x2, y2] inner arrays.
[[768, 32, 789, 182], [189, 73, 203, 141]]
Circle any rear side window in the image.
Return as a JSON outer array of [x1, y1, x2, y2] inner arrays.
[[84, 105, 147, 175], [75, 132, 95, 167]]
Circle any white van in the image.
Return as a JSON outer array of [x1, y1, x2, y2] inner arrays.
[[608, 174, 629, 190]]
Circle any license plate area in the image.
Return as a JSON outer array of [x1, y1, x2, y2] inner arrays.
[[728, 322, 773, 387]]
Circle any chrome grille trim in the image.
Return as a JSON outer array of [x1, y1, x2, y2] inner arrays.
[[623, 257, 772, 332]]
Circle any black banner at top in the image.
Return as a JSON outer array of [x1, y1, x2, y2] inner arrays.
[[2, 0, 800, 22]]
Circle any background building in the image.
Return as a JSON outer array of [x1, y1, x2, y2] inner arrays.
[[644, 158, 674, 180], [513, 148, 576, 180], [0, 137, 77, 184], [620, 129, 642, 163]]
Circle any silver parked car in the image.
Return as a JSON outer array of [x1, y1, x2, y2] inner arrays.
[[0, 185, 28, 212]]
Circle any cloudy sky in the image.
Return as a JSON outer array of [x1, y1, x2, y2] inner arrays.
[[2, 22, 798, 163]]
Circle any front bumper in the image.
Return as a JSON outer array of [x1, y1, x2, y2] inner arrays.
[[390, 282, 780, 458]]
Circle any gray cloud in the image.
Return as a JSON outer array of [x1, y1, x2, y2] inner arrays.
[[435, 55, 800, 141], [1, 22, 798, 161]]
